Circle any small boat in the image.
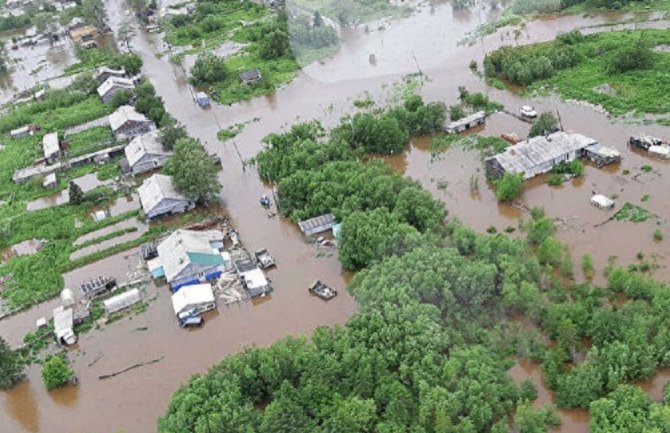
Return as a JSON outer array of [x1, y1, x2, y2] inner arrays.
[[308, 280, 337, 301], [255, 248, 276, 269]]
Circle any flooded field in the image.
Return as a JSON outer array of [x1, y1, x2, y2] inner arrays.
[[1, 0, 669, 431], [25, 173, 112, 212], [70, 217, 148, 261]]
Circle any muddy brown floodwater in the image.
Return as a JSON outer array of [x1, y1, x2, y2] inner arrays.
[[1, 0, 670, 432]]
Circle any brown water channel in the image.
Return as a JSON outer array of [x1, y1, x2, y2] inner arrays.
[[1, 1, 670, 431]]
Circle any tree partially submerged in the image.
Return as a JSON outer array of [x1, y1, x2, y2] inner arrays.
[[0, 337, 24, 389], [528, 112, 559, 138], [189, 53, 227, 86], [165, 138, 221, 203], [41, 355, 74, 390]]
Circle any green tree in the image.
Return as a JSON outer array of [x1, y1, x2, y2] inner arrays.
[[260, 29, 290, 60], [41, 355, 74, 390], [0, 337, 24, 389], [165, 138, 221, 203], [514, 402, 560, 433], [313, 10, 324, 27], [189, 53, 227, 86], [128, 0, 148, 17], [528, 112, 559, 138], [82, 0, 107, 30], [608, 38, 654, 74], [69, 182, 85, 205], [117, 19, 134, 53], [495, 172, 523, 201], [159, 118, 188, 150], [109, 88, 133, 109], [590, 385, 653, 433]]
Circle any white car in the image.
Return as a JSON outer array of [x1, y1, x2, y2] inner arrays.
[[520, 105, 538, 118]]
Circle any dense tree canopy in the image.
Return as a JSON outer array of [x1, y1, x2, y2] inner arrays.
[[190, 53, 228, 86], [0, 337, 23, 389], [164, 138, 221, 203]]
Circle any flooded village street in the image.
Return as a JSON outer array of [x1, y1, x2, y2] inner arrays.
[[1, 0, 670, 432]]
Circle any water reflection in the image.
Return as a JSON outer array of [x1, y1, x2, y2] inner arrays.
[[3, 380, 39, 433]]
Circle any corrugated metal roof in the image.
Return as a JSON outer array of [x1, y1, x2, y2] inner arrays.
[[124, 130, 170, 167], [171, 283, 215, 315], [585, 143, 620, 158], [445, 111, 486, 131], [156, 229, 224, 282], [137, 174, 188, 215], [97, 76, 135, 99], [486, 132, 597, 177], [109, 105, 150, 132], [298, 213, 336, 236]]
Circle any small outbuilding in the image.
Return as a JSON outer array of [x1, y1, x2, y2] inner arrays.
[[649, 145, 670, 160], [10, 125, 32, 139], [124, 130, 172, 175], [138, 173, 196, 219], [42, 132, 61, 164], [109, 105, 155, 141], [445, 111, 486, 134], [590, 194, 614, 210], [103, 288, 142, 315], [298, 213, 336, 236], [95, 66, 126, 83], [69, 25, 98, 43], [583, 143, 621, 167], [234, 258, 270, 298], [239, 68, 262, 84], [171, 283, 216, 317], [97, 76, 135, 103], [53, 306, 76, 345]]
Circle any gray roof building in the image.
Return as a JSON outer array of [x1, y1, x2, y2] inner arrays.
[[97, 76, 135, 103], [124, 131, 172, 175], [485, 131, 597, 179], [138, 173, 195, 219]]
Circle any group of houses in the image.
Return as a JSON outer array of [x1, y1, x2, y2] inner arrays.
[[145, 228, 271, 323]]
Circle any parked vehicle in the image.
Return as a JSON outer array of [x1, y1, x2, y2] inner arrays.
[[177, 307, 199, 321], [519, 105, 538, 118], [308, 280, 337, 301], [255, 248, 276, 269], [180, 316, 203, 328]]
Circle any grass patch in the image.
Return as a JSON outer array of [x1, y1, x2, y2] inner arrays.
[[487, 29, 670, 120], [65, 126, 116, 158], [217, 122, 247, 141], [612, 202, 653, 223]]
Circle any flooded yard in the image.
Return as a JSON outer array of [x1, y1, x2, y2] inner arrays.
[[1, 0, 669, 431], [70, 218, 148, 261], [25, 173, 112, 212], [1, 239, 47, 264]]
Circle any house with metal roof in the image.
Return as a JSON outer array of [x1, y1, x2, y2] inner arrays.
[[42, 132, 61, 164], [234, 258, 270, 298], [109, 105, 155, 141], [171, 283, 216, 316], [298, 213, 336, 236], [124, 131, 172, 175], [239, 68, 262, 84], [138, 173, 195, 219], [445, 111, 486, 134], [95, 66, 126, 83], [484, 131, 597, 180], [97, 76, 135, 103], [149, 229, 225, 291]]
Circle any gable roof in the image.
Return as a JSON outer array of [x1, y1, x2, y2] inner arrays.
[[239, 68, 261, 82], [125, 130, 170, 167], [97, 76, 135, 98], [485, 131, 596, 176], [157, 229, 224, 282], [95, 66, 125, 81], [138, 173, 189, 214], [109, 105, 150, 132]]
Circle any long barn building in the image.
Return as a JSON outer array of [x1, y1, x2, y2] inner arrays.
[[484, 131, 597, 179]]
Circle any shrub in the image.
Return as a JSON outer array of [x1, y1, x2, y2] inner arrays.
[[41, 355, 74, 390], [495, 173, 524, 202], [653, 229, 663, 242], [189, 53, 228, 86], [529, 112, 559, 137]]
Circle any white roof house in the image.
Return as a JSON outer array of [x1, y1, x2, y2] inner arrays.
[[240, 268, 269, 297], [485, 132, 597, 179], [138, 174, 195, 219], [108, 105, 155, 141], [649, 145, 670, 160], [171, 283, 216, 316], [152, 229, 225, 290], [97, 76, 135, 103], [124, 131, 172, 175], [42, 132, 60, 163]]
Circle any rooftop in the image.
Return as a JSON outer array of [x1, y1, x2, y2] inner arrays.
[[97, 76, 135, 98], [171, 283, 215, 315], [125, 130, 170, 167], [239, 68, 261, 82], [298, 213, 336, 236], [42, 132, 59, 158], [109, 105, 151, 132], [138, 173, 189, 214], [486, 131, 597, 176], [156, 229, 224, 282]]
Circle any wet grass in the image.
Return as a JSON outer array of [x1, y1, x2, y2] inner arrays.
[[612, 202, 653, 223], [522, 29, 670, 119], [66, 126, 116, 158]]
